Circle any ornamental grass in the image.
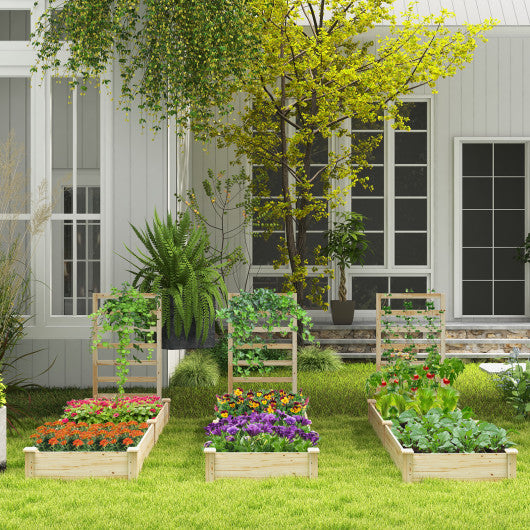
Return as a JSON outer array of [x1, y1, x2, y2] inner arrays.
[[214, 388, 308, 418], [205, 411, 319, 452], [30, 420, 148, 452], [61, 396, 163, 424]]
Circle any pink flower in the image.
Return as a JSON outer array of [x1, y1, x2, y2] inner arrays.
[[113, 413, 119, 417]]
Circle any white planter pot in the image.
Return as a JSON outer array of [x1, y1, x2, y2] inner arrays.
[[0, 406, 6, 472]]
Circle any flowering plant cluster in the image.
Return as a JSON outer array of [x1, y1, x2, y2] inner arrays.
[[214, 388, 308, 418], [61, 396, 163, 424], [205, 411, 319, 452], [30, 420, 148, 452]]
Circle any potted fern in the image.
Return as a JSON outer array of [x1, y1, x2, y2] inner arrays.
[[323, 212, 370, 325], [0, 373, 6, 472], [125, 210, 227, 349]]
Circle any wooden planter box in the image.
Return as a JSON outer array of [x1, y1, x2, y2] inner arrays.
[[368, 399, 517, 482], [204, 447, 319, 482], [24, 399, 170, 480]]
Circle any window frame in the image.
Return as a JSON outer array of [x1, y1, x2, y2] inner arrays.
[[453, 137, 530, 318], [344, 95, 434, 319]]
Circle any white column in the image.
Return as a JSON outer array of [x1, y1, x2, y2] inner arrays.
[[166, 117, 192, 385], [0, 406, 6, 472]]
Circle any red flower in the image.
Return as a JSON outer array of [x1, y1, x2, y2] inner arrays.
[[393, 379, 399, 384], [411, 387, 418, 392], [426, 373, 435, 379], [423, 365, 429, 371], [442, 377, 450, 385], [413, 374, 420, 380], [381, 381, 387, 387]]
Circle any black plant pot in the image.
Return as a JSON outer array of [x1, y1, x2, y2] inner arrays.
[[162, 297, 216, 349], [330, 300, 355, 325]]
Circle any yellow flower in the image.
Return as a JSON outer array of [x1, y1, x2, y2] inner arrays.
[[221, 411, 228, 418], [281, 397, 289, 405], [234, 388, 243, 396], [256, 392, 263, 397], [261, 400, 267, 405]]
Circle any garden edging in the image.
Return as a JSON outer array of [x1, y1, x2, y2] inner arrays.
[[0, 406, 6, 472], [24, 398, 170, 480], [367, 399, 517, 482], [204, 447, 319, 481]]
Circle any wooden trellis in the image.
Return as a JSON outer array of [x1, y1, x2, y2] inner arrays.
[[376, 292, 446, 369], [91, 292, 163, 398], [227, 292, 298, 393]]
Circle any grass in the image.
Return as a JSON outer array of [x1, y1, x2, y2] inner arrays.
[[1, 363, 529, 529]]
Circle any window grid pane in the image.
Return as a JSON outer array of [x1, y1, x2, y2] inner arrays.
[[461, 142, 526, 315]]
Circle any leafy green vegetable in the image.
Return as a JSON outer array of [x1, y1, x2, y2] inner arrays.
[[392, 408, 516, 454]]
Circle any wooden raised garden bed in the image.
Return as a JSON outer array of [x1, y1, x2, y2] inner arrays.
[[368, 399, 517, 482], [204, 447, 319, 482], [24, 399, 170, 480]]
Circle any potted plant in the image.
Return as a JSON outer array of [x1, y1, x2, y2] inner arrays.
[[323, 212, 369, 325], [0, 373, 6, 472], [90, 283, 157, 394], [125, 210, 227, 349]]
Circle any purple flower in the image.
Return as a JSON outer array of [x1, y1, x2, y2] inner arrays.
[[226, 426, 239, 436], [283, 415, 296, 426], [245, 424, 262, 437]]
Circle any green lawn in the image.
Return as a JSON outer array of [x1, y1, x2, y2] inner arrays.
[[1, 364, 528, 529]]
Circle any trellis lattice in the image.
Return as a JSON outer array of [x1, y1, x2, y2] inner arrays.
[[375, 292, 446, 369]]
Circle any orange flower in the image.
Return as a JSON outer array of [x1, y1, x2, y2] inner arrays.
[[99, 439, 109, 447], [72, 439, 84, 447], [48, 438, 59, 446], [123, 437, 135, 446]]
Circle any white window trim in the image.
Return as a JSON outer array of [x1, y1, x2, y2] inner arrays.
[[453, 137, 530, 318]]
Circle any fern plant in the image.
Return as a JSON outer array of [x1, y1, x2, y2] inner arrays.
[[124, 210, 227, 344]]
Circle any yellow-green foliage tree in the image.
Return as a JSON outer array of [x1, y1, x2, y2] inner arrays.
[[213, 0, 494, 306]]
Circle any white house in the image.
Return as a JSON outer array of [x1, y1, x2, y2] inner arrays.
[[1, 0, 530, 387]]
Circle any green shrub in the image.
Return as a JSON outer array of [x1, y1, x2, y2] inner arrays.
[[298, 345, 343, 372], [169, 351, 220, 388]]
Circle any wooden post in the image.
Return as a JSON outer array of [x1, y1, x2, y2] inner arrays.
[[24, 447, 37, 478], [375, 293, 382, 370], [440, 293, 446, 362], [205, 448, 216, 482], [92, 294, 100, 398], [401, 448, 414, 483], [506, 448, 518, 478], [308, 447, 319, 479]]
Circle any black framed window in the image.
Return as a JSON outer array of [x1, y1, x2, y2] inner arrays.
[[461, 142, 525, 315]]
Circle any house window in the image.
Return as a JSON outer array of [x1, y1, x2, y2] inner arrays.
[[0, 76, 31, 312], [349, 101, 431, 309], [460, 142, 525, 316], [0, 11, 30, 41], [51, 78, 101, 316]]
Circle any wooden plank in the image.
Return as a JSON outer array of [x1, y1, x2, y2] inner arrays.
[[206, 450, 318, 480], [232, 377, 293, 383], [308, 447, 318, 479], [236, 360, 293, 367], [96, 343, 157, 349], [384, 310, 443, 317], [234, 343, 293, 350], [96, 360, 158, 366], [249, 327, 293, 333], [97, 376, 157, 383], [379, 293, 444, 299]]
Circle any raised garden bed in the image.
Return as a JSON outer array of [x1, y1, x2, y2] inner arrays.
[[367, 399, 517, 482], [204, 447, 319, 481], [24, 398, 170, 480]]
